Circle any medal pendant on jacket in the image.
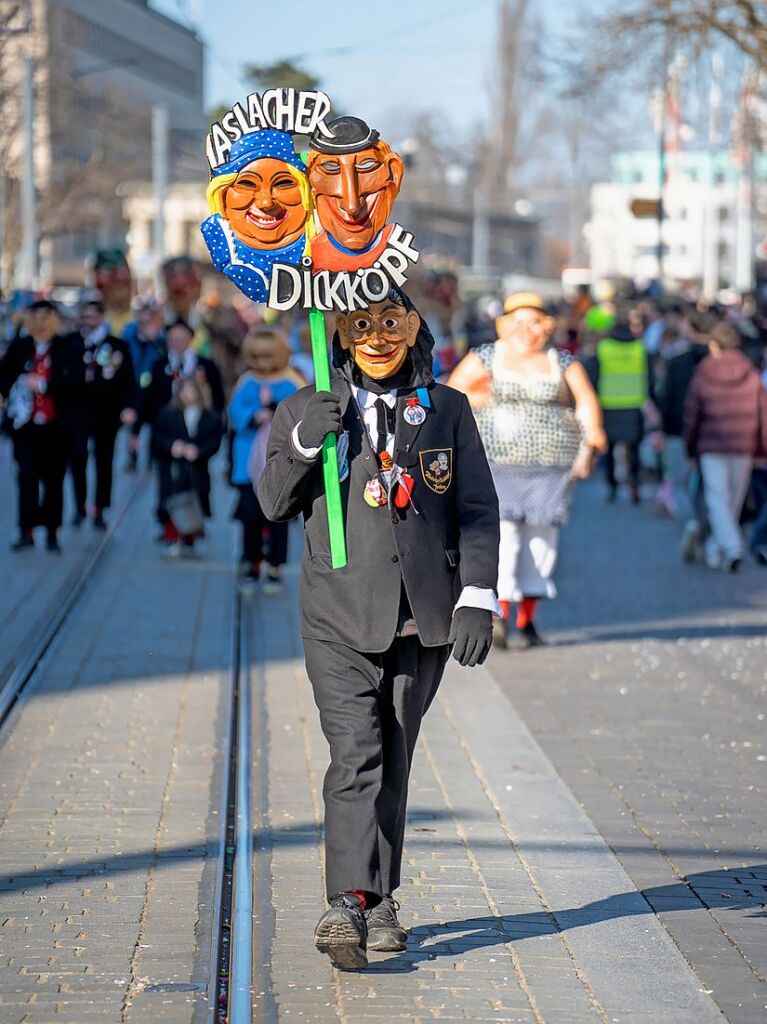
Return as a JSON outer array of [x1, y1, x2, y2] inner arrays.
[[363, 450, 391, 508]]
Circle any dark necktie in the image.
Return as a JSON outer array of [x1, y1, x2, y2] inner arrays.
[[375, 397, 396, 447]]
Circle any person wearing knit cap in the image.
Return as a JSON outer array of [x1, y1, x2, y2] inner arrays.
[[450, 292, 606, 649], [200, 129, 314, 303]]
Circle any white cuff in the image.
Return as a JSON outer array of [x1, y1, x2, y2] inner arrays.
[[454, 585, 502, 619], [291, 422, 321, 459]]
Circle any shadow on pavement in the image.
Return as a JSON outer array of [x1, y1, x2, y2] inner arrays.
[[363, 863, 767, 975]]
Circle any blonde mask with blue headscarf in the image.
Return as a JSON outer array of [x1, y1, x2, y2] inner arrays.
[[201, 129, 314, 302]]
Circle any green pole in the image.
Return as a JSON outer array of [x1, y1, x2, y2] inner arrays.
[[308, 307, 347, 568]]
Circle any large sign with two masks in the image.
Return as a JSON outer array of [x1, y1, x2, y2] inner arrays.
[[201, 90, 419, 311]]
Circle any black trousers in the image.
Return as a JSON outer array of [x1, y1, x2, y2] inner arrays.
[[70, 421, 120, 513], [304, 636, 450, 900], [236, 484, 288, 568], [12, 424, 67, 534], [605, 440, 641, 489]]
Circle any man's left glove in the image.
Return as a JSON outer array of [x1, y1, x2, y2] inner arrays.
[[448, 607, 493, 668]]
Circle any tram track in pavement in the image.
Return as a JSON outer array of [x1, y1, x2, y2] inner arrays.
[[0, 474, 148, 732], [210, 582, 261, 1024]]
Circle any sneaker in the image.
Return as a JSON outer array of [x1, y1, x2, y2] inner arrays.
[[492, 617, 508, 650], [163, 541, 181, 559], [680, 519, 702, 563], [365, 895, 407, 952], [510, 621, 546, 650], [314, 892, 368, 970], [11, 533, 34, 552], [262, 568, 283, 595]]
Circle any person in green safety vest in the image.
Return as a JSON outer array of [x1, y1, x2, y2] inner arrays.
[[589, 316, 651, 504]]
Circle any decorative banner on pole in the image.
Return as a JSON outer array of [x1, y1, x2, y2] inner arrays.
[[201, 89, 421, 567]]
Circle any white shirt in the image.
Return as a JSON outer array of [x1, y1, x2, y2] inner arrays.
[[292, 387, 501, 619]]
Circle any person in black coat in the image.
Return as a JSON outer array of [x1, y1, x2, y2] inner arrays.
[[258, 289, 500, 969], [69, 299, 137, 528], [0, 299, 85, 551], [151, 377, 223, 555], [143, 319, 225, 428]]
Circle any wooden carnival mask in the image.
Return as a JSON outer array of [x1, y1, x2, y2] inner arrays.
[[308, 117, 404, 271], [336, 298, 420, 380], [202, 129, 313, 303]]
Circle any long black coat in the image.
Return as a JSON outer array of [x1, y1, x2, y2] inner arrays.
[[0, 333, 85, 433], [258, 372, 499, 652], [152, 407, 224, 517], [77, 333, 137, 428]]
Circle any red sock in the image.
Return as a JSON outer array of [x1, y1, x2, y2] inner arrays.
[[499, 599, 512, 621], [345, 890, 367, 911], [164, 522, 179, 542], [516, 597, 538, 629]]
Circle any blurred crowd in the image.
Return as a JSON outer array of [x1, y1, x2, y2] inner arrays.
[[2, 253, 767, 588]]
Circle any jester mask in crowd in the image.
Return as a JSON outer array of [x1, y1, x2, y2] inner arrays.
[[201, 129, 314, 303], [307, 116, 404, 273], [336, 296, 420, 380], [87, 250, 133, 333]]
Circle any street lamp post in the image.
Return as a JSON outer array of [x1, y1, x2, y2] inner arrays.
[[18, 56, 38, 289]]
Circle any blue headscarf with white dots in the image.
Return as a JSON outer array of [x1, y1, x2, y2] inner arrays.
[[211, 130, 306, 178]]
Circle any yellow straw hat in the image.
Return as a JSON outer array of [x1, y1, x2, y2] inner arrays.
[[503, 291, 547, 315]]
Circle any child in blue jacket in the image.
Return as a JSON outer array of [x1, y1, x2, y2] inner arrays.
[[228, 328, 306, 589]]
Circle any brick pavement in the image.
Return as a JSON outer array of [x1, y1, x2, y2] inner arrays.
[[0, 472, 233, 1024], [0, 435, 138, 684], [247, 570, 729, 1023], [487, 481, 767, 1024]]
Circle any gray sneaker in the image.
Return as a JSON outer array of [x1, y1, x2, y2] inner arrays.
[[314, 893, 368, 969], [365, 895, 407, 952]]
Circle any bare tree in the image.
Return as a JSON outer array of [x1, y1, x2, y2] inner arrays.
[[575, 1, 767, 86]]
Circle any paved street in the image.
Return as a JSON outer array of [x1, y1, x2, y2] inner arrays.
[[0, 444, 765, 1023]]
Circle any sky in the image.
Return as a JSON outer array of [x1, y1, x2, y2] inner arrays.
[[152, 0, 597, 139]]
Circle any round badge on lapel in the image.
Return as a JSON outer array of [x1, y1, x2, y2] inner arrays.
[[404, 404, 426, 426]]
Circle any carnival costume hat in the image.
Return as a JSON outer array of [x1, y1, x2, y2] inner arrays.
[[310, 116, 379, 155], [210, 129, 307, 178]]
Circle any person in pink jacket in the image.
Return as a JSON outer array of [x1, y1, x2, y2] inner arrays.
[[684, 323, 767, 571]]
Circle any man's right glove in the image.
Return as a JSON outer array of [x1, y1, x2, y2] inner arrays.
[[297, 391, 343, 450]]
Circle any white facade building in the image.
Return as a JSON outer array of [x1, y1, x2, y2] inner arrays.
[[586, 151, 765, 297]]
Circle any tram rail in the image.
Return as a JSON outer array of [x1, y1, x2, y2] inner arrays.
[[0, 476, 147, 731]]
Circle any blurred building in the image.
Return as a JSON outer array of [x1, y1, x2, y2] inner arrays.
[[586, 150, 767, 297], [1, 0, 205, 287]]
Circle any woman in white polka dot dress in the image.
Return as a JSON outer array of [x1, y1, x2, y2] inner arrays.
[[449, 293, 606, 648]]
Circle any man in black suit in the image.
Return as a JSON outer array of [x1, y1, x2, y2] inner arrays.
[[258, 290, 499, 970], [143, 319, 225, 426], [69, 300, 137, 529], [0, 299, 85, 552]]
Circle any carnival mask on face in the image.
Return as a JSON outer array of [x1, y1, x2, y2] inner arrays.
[[222, 157, 309, 250], [308, 117, 403, 251], [337, 300, 419, 380]]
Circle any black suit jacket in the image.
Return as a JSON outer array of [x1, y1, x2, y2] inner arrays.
[[258, 375, 499, 652], [0, 333, 85, 431], [144, 353, 225, 424]]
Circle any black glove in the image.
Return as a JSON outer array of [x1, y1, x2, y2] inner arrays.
[[297, 391, 343, 450], [449, 607, 493, 667]]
